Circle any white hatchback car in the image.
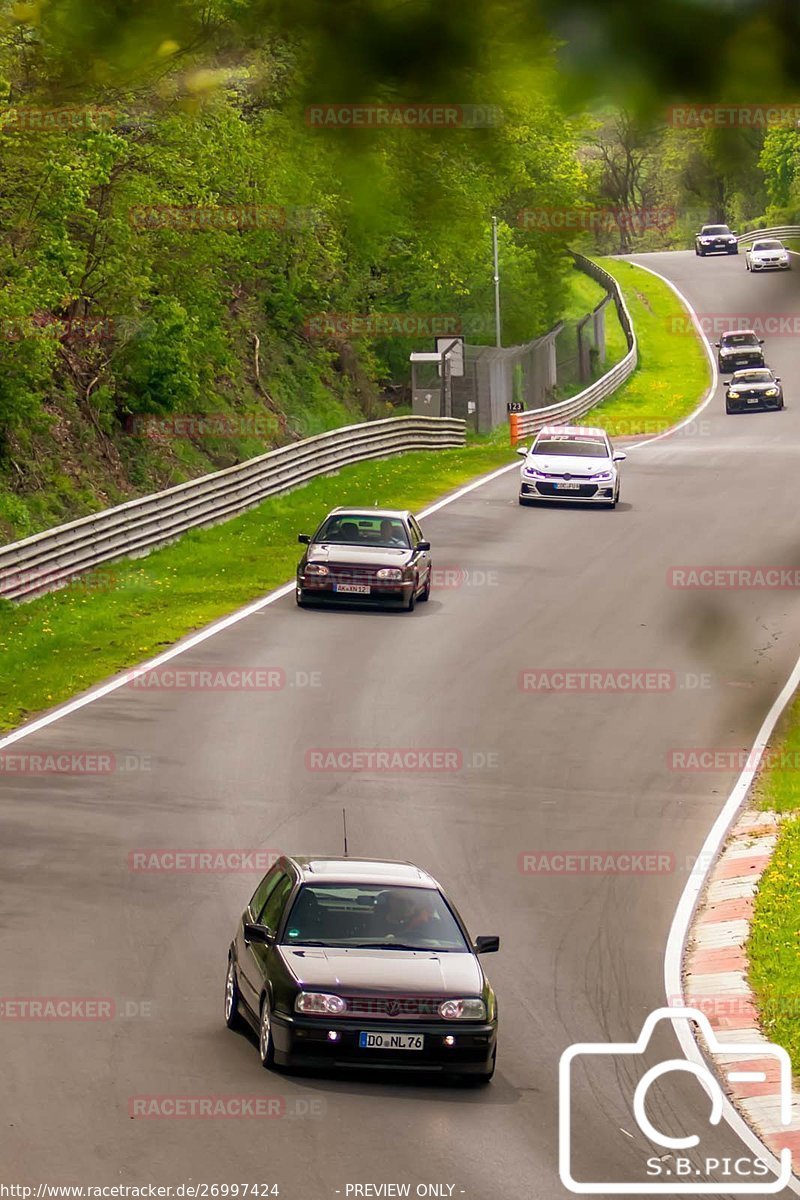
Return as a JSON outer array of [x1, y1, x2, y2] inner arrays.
[[745, 239, 791, 271], [517, 425, 625, 508]]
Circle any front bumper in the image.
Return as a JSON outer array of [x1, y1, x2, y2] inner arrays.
[[750, 258, 790, 271], [726, 394, 783, 412], [519, 478, 615, 503], [698, 241, 737, 254], [271, 1012, 497, 1075], [718, 355, 764, 372], [297, 577, 413, 606]]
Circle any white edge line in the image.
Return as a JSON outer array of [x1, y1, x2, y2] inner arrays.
[[664, 651, 800, 1191], [0, 461, 519, 751], [621, 258, 719, 449]]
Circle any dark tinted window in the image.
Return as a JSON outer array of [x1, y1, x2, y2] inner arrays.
[[258, 872, 294, 932], [250, 866, 280, 918], [281, 883, 469, 951], [703, 226, 730, 235], [315, 514, 410, 548], [721, 333, 758, 347]]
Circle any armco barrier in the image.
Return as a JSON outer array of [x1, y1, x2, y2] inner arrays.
[[508, 253, 637, 444], [736, 225, 800, 246], [0, 416, 465, 602]]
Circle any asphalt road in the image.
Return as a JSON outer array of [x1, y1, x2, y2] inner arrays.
[[3, 249, 800, 1199]]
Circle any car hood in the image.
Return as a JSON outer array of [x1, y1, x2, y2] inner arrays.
[[523, 453, 613, 477], [306, 543, 413, 567], [720, 344, 760, 354], [278, 946, 483, 995], [751, 249, 786, 257]]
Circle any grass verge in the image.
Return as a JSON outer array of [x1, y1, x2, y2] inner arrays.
[[0, 434, 514, 733], [747, 692, 800, 1066], [582, 256, 711, 437]]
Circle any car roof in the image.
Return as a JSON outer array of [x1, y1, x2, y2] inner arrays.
[[287, 856, 440, 888], [702, 224, 729, 229], [536, 425, 608, 439], [731, 367, 771, 376], [721, 329, 758, 338], [326, 507, 412, 520]]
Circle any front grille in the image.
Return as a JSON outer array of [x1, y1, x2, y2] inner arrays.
[[326, 564, 393, 585], [536, 482, 599, 498], [339, 994, 450, 1020]]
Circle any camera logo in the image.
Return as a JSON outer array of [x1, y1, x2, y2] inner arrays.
[[559, 1006, 793, 1194]]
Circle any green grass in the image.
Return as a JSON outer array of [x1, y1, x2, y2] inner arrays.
[[747, 692, 800, 1068], [580, 257, 711, 437], [0, 435, 514, 733]]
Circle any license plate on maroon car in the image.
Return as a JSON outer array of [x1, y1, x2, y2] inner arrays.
[[335, 584, 370, 594], [359, 1032, 424, 1050]]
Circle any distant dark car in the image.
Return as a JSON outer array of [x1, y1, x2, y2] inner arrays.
[[695, 224, 738, 256], [725, 367, 784, 414], [296, 508, 432, 611], [225, 856, 499, 1081], [715, 330, 765, 372]]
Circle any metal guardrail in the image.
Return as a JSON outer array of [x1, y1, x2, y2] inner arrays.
[[508, 253, 637, 442], [736, 226, 800, 246], [0, 416, 465, 602]]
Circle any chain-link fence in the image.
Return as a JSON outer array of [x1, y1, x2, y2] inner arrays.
[[411, 260, 614, 432]]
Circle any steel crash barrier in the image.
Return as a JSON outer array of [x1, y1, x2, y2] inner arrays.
[[736, 225, 800, 246], [508, 252, 638, 445], [0, 415, 466, 602]]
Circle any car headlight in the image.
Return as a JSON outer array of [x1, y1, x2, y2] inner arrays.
[[376, 568, 403, 581], [727, 391, 740, 399], [304, 563, 329, 576], [524, 467, 547, 478], [438, 998, 487, 1021], [295, 992, 347, 1015], [590, 470, 614, 481], [765, 388, 779, 396]]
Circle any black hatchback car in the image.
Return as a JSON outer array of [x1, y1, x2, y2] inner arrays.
[[225, 856, 499, 1081], [695, 224, 738, 255], [296, 508, 432, 611]]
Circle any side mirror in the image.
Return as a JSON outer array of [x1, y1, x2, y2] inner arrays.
[[516, 446, 528, 457], [759, 339, 765, 345], [475, 935, 500, 955], [714, 342, 721, 348], [416, 540, 431, 552], [775, 377, 781, 382], [298, 534, 310, 544], [244, 923, 274, 946], [612, 451, 626, 462]]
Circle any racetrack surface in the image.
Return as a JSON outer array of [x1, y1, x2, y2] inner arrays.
[[2, 250, 800, 1198]]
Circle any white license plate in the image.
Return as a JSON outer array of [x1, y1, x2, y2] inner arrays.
[[335, 584, 370, 594], [555, 481, 581, 491], [747, 398, 760, 405], [359, 1032, 424, 1051]]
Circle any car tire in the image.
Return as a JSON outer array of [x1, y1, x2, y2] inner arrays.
[[224, 957, 243, 1031], [463, 1049, 496, 1086], [406, 581, 417, 612], [725, 403, 733, 414], [518, 496, 533, 506], [418, 570, 431, 602], [728, 247, 738, 255], [258, 997, 276, 1069], [698, 248, 705, 257], [295, 590, 307, 608]]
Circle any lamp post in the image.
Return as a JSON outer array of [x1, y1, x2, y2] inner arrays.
[[492, 215, 502, 348]]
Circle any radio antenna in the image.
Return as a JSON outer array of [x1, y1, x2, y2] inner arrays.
[[342, 807, 349, 857]]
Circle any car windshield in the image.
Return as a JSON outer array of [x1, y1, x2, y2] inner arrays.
[[753, 240, 783, 251], [315, 514, 410, 548], [733, 370, 771, 383], [721, 333, 758, 347], [532, 438, 608, 458], [703, 226, 730, 235], [281, 884, 470, 951]]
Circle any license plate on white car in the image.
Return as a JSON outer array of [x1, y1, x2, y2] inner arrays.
[[335, 584, 370, 594], [555, 481, 581, 491], [359, 1032, 424, 1050]]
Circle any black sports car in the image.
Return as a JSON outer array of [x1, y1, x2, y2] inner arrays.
[[695, 224, 738, 256], [296, 507, 432, 610], [715, 330, 765, 373], [225, 856, 499, 1081], [725, 368, 784, 413]]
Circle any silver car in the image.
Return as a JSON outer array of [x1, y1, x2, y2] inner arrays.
[[517, 425, 625, 508]]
